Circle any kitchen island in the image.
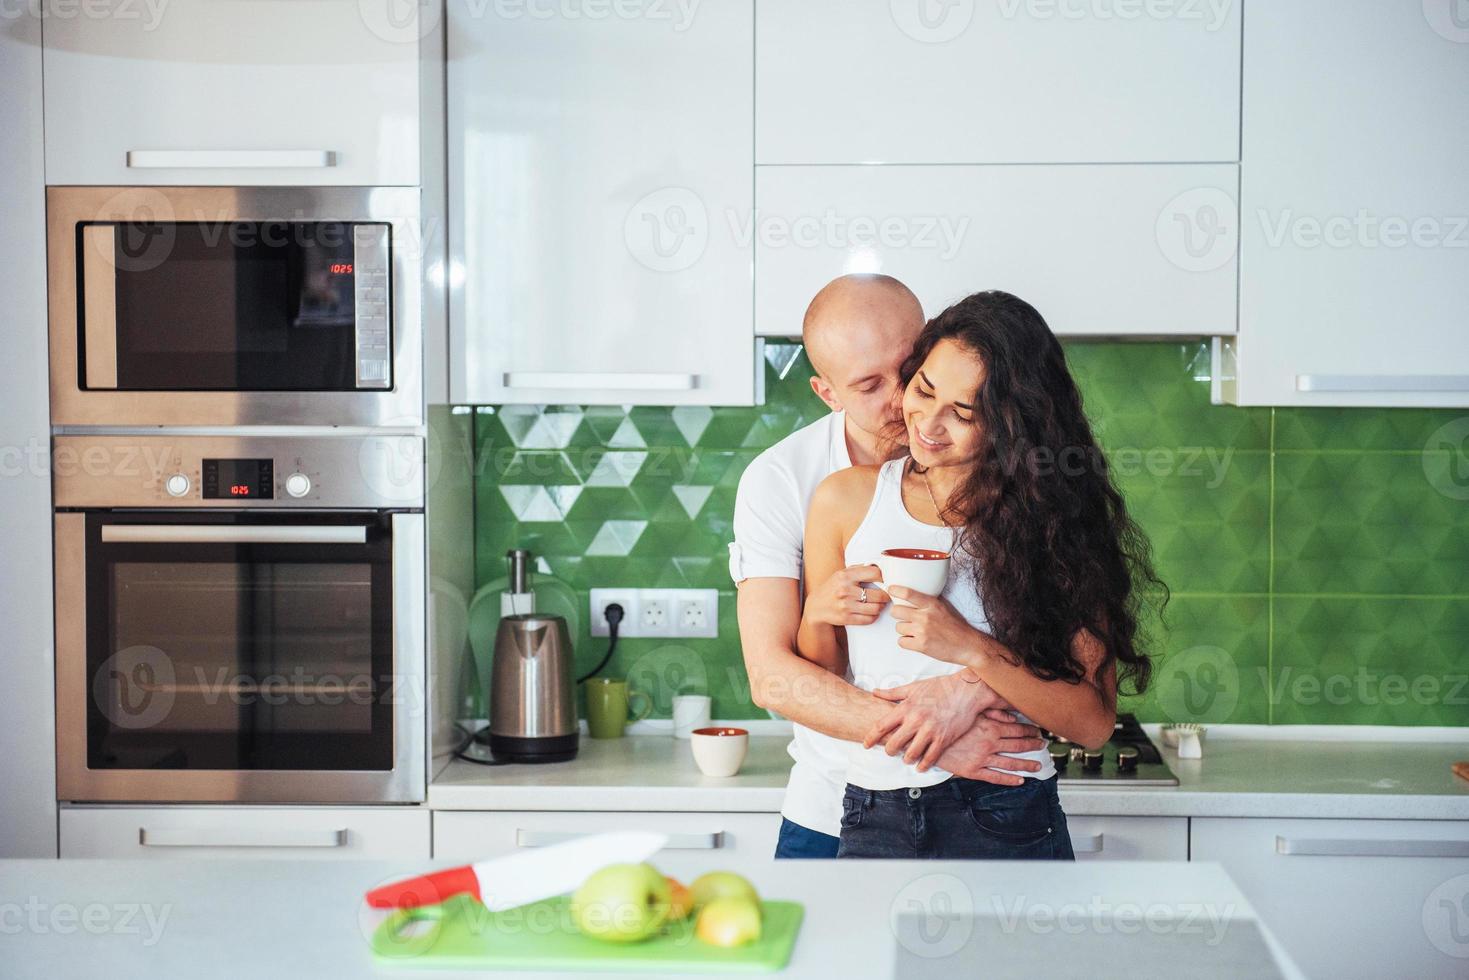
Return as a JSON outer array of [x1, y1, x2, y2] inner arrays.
[[1, 857, 1302, 979]]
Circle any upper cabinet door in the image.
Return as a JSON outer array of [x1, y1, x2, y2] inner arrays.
[[448, 0, 755, 406], [756, 0, 1241, 165], [756, 163, 1238, 337], [42, 0, 421, 186], [1230, 0, 1469, 407]]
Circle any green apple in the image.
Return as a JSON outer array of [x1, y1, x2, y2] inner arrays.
[[571, 862, 672, 943], [695, 897, 762, 947], [689, 870, 760, 909]]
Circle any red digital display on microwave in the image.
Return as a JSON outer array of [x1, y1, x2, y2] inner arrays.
[[330, 263, 354, 275]]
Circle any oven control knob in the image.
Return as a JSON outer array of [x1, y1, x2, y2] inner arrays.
[[1082, 748, 1105, 772], [284, 473, 312, 498], [1117, 746, 1140, 773], [164, 473, 191, 497]]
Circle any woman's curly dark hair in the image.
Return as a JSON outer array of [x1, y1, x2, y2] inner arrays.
[[900, 290, 1164, 697]]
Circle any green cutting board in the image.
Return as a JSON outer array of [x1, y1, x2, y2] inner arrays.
[[372, 894, 804, 973]]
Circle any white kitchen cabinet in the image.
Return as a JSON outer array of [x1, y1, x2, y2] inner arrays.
[[1226, 0, 1469, 407], [1191, 817, 1469, 980], [1, 7, 57, 859], [756, 0, 1240, 165], [1063, 815, 1188, 861], [42, 0, 420, 186], [755, 164, 1237, 336], [433, 811, 780, 870], [447, 0, 756, 406], [59, 806, 431, 860]]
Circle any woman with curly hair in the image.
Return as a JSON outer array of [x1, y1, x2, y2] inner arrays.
[[796, 289, 1165, 860]]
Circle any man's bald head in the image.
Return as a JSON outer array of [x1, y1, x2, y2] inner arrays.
[[801, 274, 924, 451], [802, 274, 924, 380]]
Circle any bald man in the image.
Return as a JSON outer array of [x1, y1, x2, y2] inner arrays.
[[730, 274, 1044, 859]]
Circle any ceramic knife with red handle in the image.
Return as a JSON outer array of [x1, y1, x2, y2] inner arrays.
[[365, 831, 669, 910]]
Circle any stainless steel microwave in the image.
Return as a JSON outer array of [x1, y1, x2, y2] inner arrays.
[[47, 186, 422, 428]]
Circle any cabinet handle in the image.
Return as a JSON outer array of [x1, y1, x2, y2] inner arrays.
[[1296, 374, 1469, 393], [515, 829, 723, 850], [126, 150, 336, 169], [1275, 836, 1469, 858], [1071, 833, 1105, 854], [503, 372, 698, 392], [139, 827, 347, 848], [81, 225, 118, 390]]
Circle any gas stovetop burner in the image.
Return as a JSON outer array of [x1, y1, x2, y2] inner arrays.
[[1047, 713, 1178, 787]]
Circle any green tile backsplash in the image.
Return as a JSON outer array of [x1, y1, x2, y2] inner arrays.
[[468, 342, 1469, 727]]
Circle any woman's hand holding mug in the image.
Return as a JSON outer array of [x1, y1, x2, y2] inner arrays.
[[805, 564, 890, 626], [888, 586, 989, 668]]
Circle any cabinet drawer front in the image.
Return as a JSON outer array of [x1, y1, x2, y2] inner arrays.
[[755, 164, 1237, 338], [60, 807, 430, 860], [1063, 816, 1189, 861], [1232, 0, 1469, 408], [757, 0, 1239, 165], [433, 811, 779, 866], [42, 0, 419, 186], [446, 0, 755, 406], [1192, 817, 1469, 980]]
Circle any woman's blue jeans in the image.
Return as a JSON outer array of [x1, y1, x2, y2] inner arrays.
[[836, 775, 1074, 860]]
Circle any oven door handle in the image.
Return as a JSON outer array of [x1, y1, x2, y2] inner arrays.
[[100, 525, 367, 545]]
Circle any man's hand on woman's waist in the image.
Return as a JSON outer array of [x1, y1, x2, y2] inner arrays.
[[860, 671, 1040, 777]]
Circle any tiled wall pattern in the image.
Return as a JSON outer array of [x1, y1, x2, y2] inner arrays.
[[471, 342, 1469, 726]]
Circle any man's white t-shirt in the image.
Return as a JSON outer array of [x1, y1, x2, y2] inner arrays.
[[728, 410, 853, 839]]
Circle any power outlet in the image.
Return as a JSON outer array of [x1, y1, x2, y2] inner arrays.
[[589, 588, 718, 638], [640, 596, 671, 635]]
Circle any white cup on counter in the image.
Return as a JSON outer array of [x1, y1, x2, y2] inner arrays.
[[690, 727, 748, 777], [672, 694, 712, 739]]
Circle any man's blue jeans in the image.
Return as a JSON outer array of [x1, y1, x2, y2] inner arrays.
[[773, 817, 840, 859]]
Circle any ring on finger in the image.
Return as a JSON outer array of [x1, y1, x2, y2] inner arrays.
[[858, 587, 867, 603]]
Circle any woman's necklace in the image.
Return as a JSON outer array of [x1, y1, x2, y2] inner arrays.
[[918, 464, 953, 528]]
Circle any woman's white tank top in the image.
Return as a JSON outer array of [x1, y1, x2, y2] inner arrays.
[[842, 457, 1056, 790]]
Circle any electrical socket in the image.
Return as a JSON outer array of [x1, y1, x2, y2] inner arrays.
[[589, 588, 718, 638], [587, 589, 637, 638], [640, 596, 671, 635]]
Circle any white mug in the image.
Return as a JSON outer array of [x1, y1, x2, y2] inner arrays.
[[873, 548, 950, 607], [672, 694, 712, 739]]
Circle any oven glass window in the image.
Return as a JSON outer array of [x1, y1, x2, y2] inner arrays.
[[86, 515, 394, 771], [86, 221, 384, 391]]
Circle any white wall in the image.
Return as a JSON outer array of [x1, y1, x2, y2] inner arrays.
[[0, 13, 59, 857]]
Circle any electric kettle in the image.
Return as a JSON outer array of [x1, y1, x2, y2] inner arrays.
[[486, 614, 579, 763]]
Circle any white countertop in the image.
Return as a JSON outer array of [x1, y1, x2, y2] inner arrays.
[[430, 728, 1469, 820], [0, 857, 1302, 979]]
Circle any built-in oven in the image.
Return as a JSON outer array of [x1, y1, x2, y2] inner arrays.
[[46, 186, 422, 428], [53, 434, 425, 804]]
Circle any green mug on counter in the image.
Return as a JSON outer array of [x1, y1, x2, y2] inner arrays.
[[584, 677, 652, 739]]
